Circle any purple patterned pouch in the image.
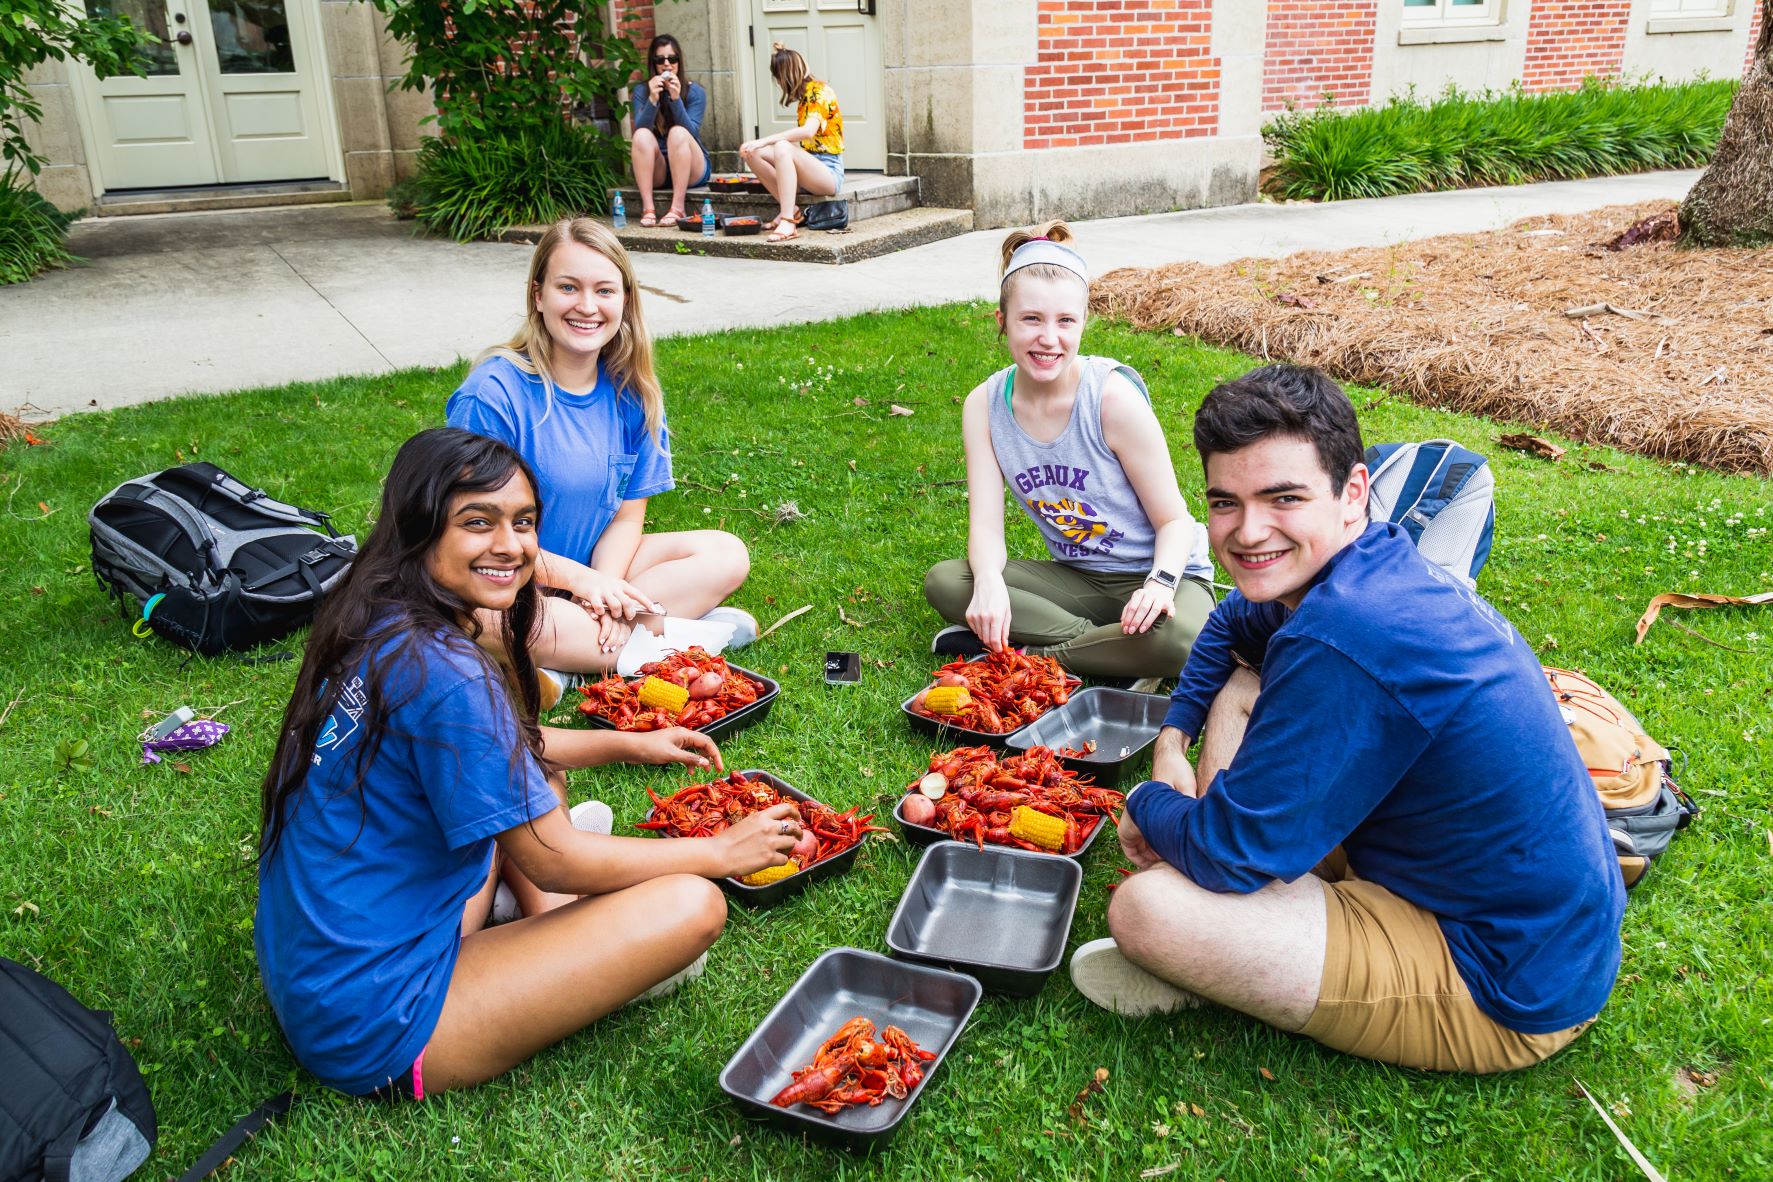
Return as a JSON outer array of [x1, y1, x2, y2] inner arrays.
[[142, 719, 230, 765]]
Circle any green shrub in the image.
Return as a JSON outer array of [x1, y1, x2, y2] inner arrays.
[[384, 174, 423, 221], [0, 184, 79, 285], [411, 120, 624, 241], [1264, 78, 1738, 201]]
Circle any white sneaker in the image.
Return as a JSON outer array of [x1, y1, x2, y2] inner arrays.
[[537, 667, 584, 711], [570, 798, 613, 835], [1069, 937, 1204, 1016], [635, 951, 708, 1003], [700, 606, 759, 649], [490, 881, 520, 925]]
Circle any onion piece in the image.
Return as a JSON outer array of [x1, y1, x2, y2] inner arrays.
[[918, 771, 948, 799]]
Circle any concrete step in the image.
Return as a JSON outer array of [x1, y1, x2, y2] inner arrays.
[[504, 204, 973, 266], [95, 180, 350, 217], [611, 171, 917, 225]]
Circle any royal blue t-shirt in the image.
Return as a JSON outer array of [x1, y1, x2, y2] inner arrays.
[[254, 629, 559, 1095], [446, 355, 674, 564], [1131, 523, 1625, 1034]]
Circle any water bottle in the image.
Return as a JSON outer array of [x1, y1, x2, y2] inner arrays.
[[701, 198, 715, 238], [611, 191, 626, 229]]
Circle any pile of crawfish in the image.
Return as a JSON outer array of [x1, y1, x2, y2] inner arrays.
[[577, 646, 763, 730], [770, 1016, 937, 1112], [901, 744, 1124, 855], [906, 648, 1080, 733], [637, 770, 888, 869]]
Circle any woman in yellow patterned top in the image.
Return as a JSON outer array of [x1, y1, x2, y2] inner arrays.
[[739, 44, 844, 243]]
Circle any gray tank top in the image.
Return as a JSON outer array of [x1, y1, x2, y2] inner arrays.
[[987, 356, 1212, 578]]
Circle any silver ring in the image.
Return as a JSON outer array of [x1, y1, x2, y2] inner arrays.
[[780, 819, 793, 836]]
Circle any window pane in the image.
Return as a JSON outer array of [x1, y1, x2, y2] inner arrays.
[[85, 0, 178, 76], [1403, 0, 1436, 6], [208, 0, 295, 74]]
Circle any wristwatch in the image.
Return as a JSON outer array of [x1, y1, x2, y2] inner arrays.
[[1145, 568, 1179, 590]]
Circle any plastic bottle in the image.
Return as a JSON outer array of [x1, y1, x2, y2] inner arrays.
[[702, 198, 715, 238], [612, 191, 626, 229]]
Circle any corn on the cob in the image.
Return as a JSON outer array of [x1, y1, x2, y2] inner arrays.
[[637, 675, 689, 715], [739, 859, 800, 886], [922, 685, 973, 716], [1009, 805, 1066, 851]]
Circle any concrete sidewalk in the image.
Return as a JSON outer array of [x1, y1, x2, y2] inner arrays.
[[0, 170, 1693, 418]]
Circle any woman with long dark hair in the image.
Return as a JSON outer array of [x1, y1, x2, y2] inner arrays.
[[254, 428, 801, 1097], [629, 33, 710, 227]]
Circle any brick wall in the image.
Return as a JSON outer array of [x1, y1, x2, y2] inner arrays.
[[1749, 0, 1767, 77], [1521, 0, 1631, 92], [1261, 0, 1376, 113], [615, 0, 656, 50], [1023, 0, 1220, 150]]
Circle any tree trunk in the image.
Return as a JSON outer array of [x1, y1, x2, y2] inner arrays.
[[1679, 0, 1773, 246]]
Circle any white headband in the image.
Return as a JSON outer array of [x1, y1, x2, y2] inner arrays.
[[1002, 239, 1089, 286]]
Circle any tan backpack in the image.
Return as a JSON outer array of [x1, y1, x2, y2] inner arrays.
[[1544, 666, 1697, 889]]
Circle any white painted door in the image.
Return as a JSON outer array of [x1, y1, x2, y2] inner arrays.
[[72, 0, 331, 190], [751, 0, 886, 171]]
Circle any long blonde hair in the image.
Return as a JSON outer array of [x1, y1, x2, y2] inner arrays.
[[476, 217, 665, 442], [997, 219, 1085, 324], [770, 43, 815, 107]]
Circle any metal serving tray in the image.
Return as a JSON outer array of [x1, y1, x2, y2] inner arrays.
[[890, 795, 1109, 861], [1005, 686, 1170, 788], [885, 843, 1082, 996], [644, 771, 864, 907], [718, 947, 981, 1150], [581, 662, 779, 742]]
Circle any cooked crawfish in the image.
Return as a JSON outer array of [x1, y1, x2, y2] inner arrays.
[[637, 770, 889, 870], [902, 744, 1124, 855], [577, 646, 762, 731], [907, 648, 1080, 734], [769, 1016, 937, 1112]]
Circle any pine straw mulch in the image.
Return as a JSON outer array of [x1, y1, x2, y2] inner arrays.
[[1092, 201, 1773, 475]]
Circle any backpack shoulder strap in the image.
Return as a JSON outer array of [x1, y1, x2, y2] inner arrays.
[[176, 1092, 296, 1182]]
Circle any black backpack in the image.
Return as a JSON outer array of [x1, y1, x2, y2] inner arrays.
[[89, 463, 356, 656], [0, 958, 156, 1182]]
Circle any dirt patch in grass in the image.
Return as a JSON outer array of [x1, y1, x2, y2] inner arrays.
[[1092, 200, 1773, 474]]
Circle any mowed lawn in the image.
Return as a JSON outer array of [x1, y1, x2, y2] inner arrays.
[[1, 304, 1768, 1181]]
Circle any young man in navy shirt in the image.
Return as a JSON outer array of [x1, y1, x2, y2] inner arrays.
[[1069, 364, 1625, 1072]]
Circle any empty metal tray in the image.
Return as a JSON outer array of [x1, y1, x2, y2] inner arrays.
[[886, 843, 1082, 996], [718, 947, 981, 1150], [1005, 686, 1169, 788]]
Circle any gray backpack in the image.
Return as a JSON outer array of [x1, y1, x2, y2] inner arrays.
[[89, 463, 356, 656]]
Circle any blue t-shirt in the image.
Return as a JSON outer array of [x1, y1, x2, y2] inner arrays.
[[254, 629, 559, 1095], [1131, 523, 1625, 1034], [446, 355, 674, 564]]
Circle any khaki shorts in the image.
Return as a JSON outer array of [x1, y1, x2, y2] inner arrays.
[[1301, 874, 1594, 1073]]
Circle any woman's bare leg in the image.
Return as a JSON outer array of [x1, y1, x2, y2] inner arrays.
[[630, 129, 667, 217], [783, 143, 838, 198], [625, 529, 750, 619], [421, 874, 727, 1092], [664, 126, 703, 216], [762, 141, 799, 224]]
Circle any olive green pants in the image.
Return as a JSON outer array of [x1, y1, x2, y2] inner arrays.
[[922, 558, 1215, 679]]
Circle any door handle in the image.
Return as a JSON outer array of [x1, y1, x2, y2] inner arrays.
[[175, 30, 193, 45], [856, 0, 875, 12]]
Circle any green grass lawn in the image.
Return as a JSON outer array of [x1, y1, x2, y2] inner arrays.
[[2, 304, 1769, 1180]]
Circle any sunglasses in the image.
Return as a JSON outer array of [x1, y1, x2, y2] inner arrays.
[[653, 54, 680, 65]]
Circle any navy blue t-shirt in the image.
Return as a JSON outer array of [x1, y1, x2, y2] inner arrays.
[[254, 629, 559, 1095], [446, 355, 674, 564], [1131, 523, 1625, 1034]]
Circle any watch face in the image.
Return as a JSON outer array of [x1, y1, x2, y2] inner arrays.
[[1150, 570, 1178, 588]]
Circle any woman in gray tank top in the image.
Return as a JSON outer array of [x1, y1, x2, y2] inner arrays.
[[921, 221, 1215, 683]]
